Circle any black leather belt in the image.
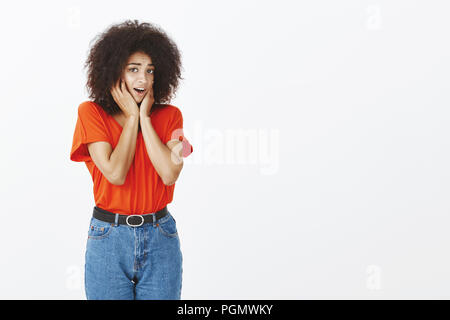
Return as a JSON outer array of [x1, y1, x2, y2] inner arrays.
[[93, 206, 168, 227]]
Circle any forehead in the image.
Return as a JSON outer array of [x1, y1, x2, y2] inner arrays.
[[127, 51, 152, 63]]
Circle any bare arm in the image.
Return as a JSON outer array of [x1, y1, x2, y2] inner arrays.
[[138, 84, 183, 186], [140, 115, 183, 186], [87, 115, 139, 185], [87, 77, 141, 185]]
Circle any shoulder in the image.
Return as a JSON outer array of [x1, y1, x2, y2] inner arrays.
[[77, 101, 107, 118], [154, 103, 180, 114], [78, 100, 100, 112], [152, 104, 182, 120]]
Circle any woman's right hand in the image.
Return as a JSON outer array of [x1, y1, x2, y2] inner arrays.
[[110, 78, 140, 118]]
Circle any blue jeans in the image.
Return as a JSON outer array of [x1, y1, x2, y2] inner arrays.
[[84, 210, 183, 300]]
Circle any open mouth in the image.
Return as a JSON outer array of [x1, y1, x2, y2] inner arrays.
[[134, 88, 146, 96]]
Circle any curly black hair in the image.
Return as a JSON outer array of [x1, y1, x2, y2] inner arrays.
[[84, 19, 183, 116]]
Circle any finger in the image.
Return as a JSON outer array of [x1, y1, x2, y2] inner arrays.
[[111, 79, 120, 94], [122, 80, 131, 96], [118, 79, 124, 94], [110, 84, 116, 97]]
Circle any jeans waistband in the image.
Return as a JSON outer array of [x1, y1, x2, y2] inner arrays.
[[92, 206, 168, 227]]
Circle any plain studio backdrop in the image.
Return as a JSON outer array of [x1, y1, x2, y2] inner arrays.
[[0, 0, 449, 299]]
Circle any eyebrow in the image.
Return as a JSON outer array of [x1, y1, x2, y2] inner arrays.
[[127, 63, 154, 67]]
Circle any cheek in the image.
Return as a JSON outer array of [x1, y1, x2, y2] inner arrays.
[[122, 73, 132, 85], [123, 78, 134, 91]]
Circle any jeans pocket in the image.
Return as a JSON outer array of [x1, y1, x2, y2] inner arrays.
[[157, 215, 178, 238], [88, 217, 114, 240]]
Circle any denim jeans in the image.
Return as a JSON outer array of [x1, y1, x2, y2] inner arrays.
[[84, 210, 183, 300]]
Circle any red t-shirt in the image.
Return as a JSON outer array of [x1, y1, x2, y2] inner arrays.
[[70, 101, 193, 214]]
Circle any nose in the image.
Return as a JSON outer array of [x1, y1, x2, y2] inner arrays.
[[136, 73, 147, 84]]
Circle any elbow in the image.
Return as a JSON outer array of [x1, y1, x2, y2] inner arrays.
[[163, 160, 184, 186], [163, 165, 183, 186], [162, 172, 178, 186], [108, 169, 126, 186], [110, 177, 126, 186], [163, 177, 176, 186], [109, 176, 125, 186]]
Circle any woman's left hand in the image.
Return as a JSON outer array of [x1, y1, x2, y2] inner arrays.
[[140, 86, 154, 118]]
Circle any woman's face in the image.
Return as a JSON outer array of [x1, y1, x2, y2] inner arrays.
[[121, 51, 155, 104]]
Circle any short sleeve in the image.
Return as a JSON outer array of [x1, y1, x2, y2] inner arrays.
[[70, 102, 111, 162], [164, 107, 194, 158]]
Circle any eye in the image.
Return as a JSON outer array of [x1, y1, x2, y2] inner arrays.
[[129, 67, 138, 72], [147, 69, 154, 74]]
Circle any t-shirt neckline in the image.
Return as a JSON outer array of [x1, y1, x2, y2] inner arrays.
[[110, 113, 144, 134]]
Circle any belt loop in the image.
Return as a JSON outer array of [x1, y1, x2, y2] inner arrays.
[[114, 213, 119, 227], [152, 213, 157, 228]]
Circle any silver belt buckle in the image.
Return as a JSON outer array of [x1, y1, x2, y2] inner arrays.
[[126, 214, 144, 227]]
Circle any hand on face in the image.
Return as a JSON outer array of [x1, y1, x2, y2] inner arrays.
[[110, 79, 140, 118], [139, 82, 155, 118]]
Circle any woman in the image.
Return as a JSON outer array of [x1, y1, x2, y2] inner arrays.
[[70, 20, 193, 300]]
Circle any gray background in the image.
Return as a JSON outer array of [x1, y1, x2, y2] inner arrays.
[[0, 0, 449, 299]]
